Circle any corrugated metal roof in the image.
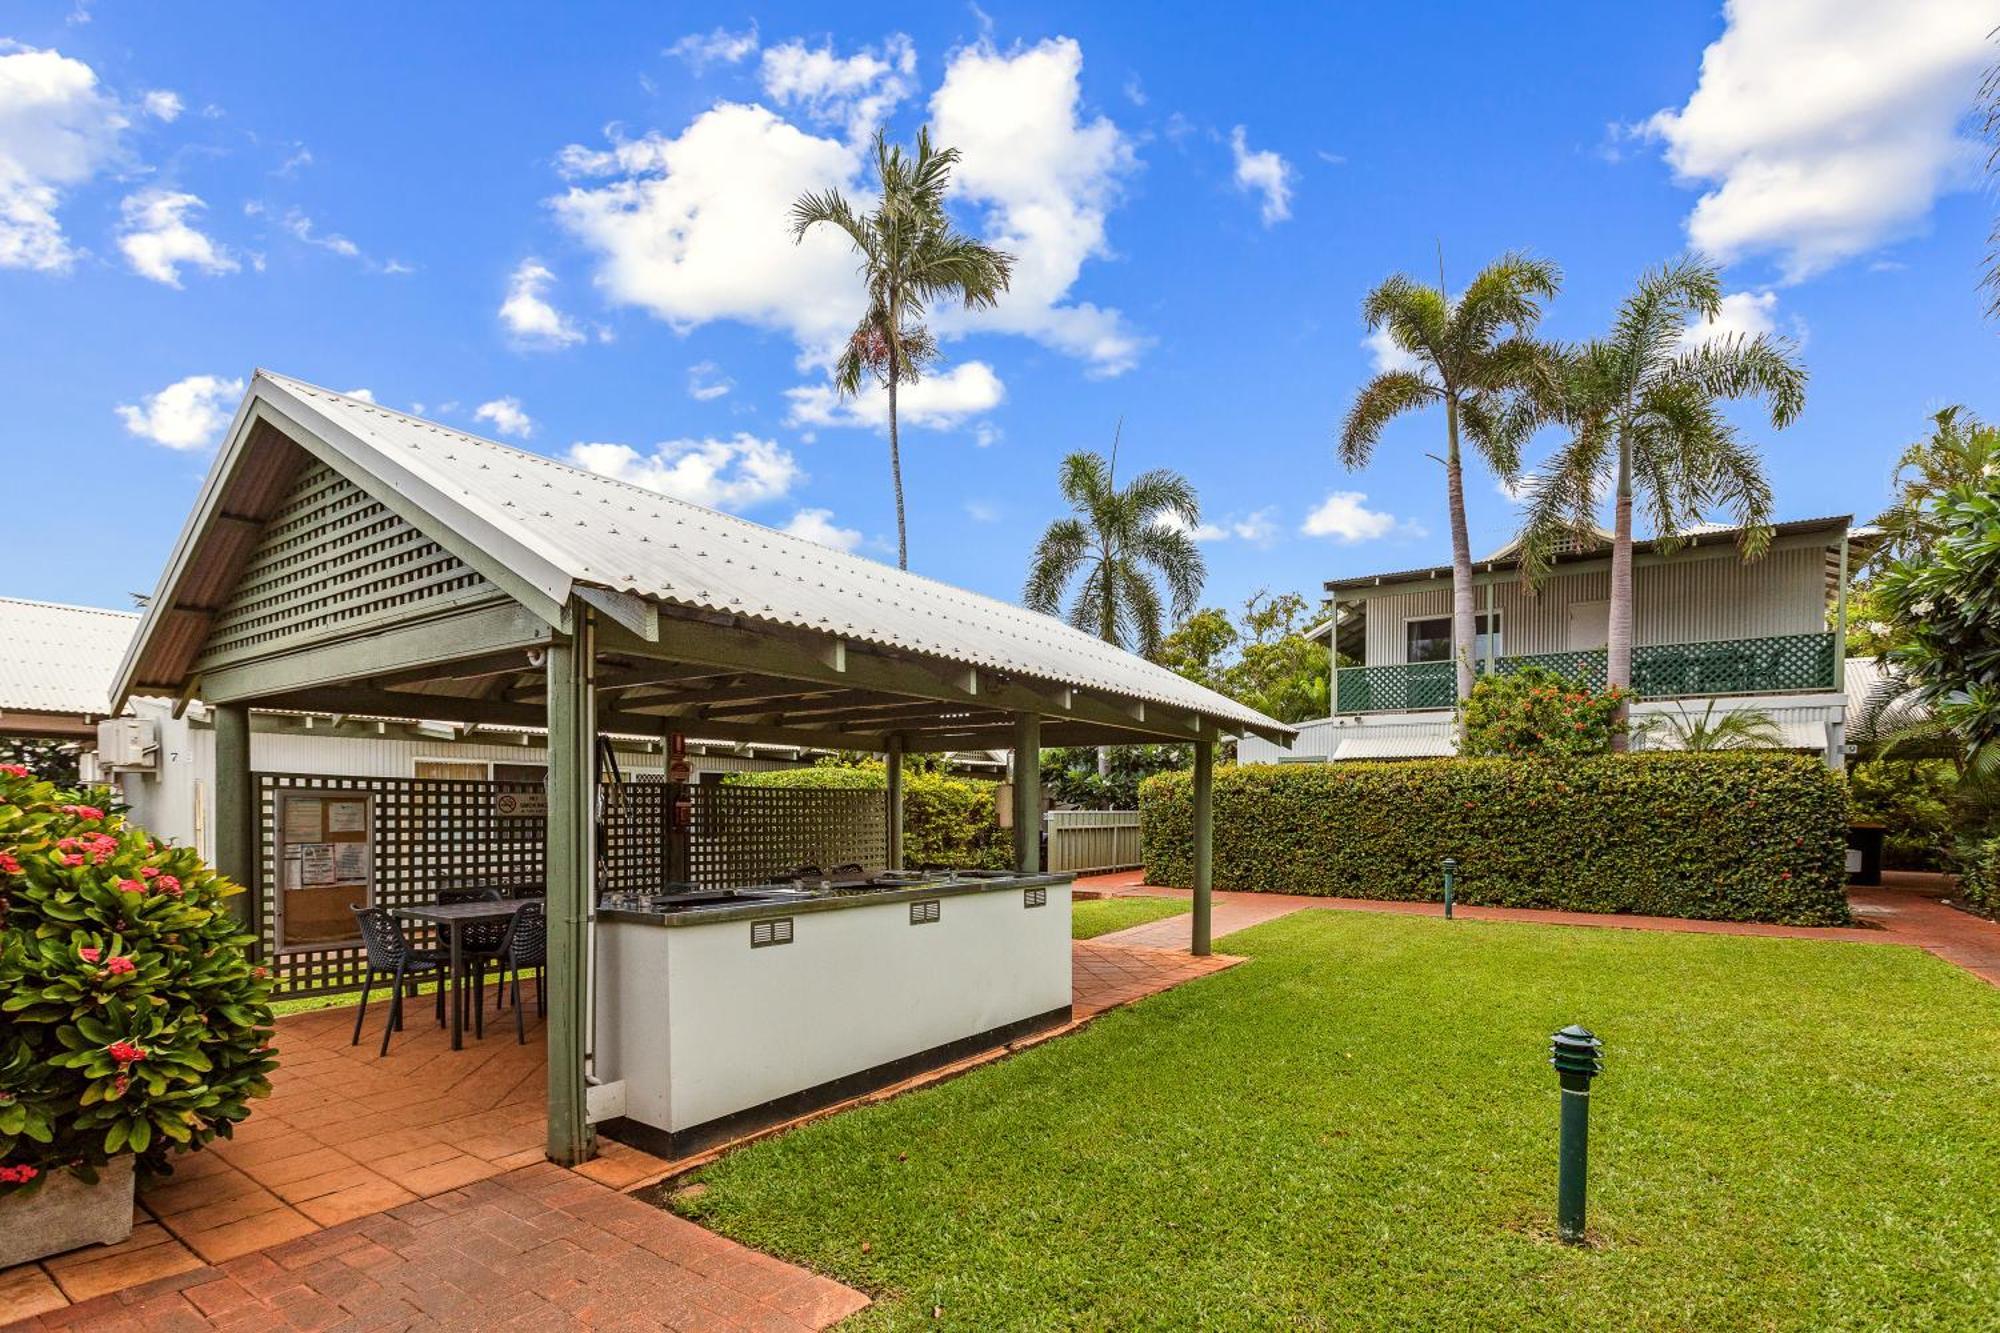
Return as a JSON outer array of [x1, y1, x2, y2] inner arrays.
[[126, 372, 1290, 741], [0, 597, 139, 717], [1328, 516, 1856, 593]]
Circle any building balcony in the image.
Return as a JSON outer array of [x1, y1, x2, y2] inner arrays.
[[1333, 631, 1839, 715]]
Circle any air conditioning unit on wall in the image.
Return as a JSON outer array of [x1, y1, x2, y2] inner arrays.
[[95, 716, 158, 770]]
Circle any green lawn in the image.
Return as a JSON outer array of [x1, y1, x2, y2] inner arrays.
[[1070, 895, 1187, 939], [669, 912, 2000, 1330]]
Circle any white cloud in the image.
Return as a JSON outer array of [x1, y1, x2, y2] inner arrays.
[[666, 24, 759, 72], [929, 38, 1145, 376], [965, 498, 999, 522], [116, 189, 237, 286], [567, 434, 801, 511], [473, 397, 534, 438], [0, 43, 129, 271], [556, 37, 1143, 379], [553, 104, 865, 352], [1157, 508, 1279, 546], [499, 258, 583, 347], [1301, 491, 1411, 543], [1364, 324, 1422, 375], [687, 360, 732, 400], [1643, 0, 1992, 280], [1497, 470, 1535, 504], [759, 34, 915, 144], [276, 207, 410, 274], [140, 89, 181, 121], [343, 387, 375, 402], [115, 373, 243, 450], [1229, 125, 1293, 225], [1678, 289, 1783, 350], [781, 507, 862, 551], [785, 361, 1004, 431]]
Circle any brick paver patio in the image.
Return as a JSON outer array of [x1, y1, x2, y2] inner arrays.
[[2, 934, 1223, 1328]]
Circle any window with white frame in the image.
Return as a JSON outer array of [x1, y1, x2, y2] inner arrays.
[[1405, 612, 1501, 664]]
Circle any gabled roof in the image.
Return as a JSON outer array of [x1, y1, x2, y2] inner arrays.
[[117, 372, 1290, 742], [0, 597, 139, 718]]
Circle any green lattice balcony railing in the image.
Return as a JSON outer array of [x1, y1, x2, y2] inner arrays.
[[1335, 632, 1838, 713]]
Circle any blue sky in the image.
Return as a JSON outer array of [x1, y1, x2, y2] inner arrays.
[[3, 2, 1994, 621]]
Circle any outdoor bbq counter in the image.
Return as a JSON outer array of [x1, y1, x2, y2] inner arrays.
[[590, 871, 1074, 1157]]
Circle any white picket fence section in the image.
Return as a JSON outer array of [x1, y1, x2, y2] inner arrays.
[[1044, 809, 1144, 874]]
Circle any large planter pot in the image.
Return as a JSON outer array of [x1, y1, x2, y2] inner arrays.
[[0, 1156, 135, 1268]]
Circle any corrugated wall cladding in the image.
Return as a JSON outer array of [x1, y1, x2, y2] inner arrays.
[[191, 458, 502, 673], [1358, 546, 1828, 666]]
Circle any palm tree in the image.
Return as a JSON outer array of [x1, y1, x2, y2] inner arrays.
[[1023, 428, 1205, 660], [1520, 257, 1806, 749], [1339, 253, 1562, 731], [1637, 700, 1782, 752], [792, 127, 1014, 571]]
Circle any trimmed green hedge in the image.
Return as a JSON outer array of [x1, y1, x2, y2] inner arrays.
[[726, 764, 1011, 870], [1957, 836, 2000, 914], [1140, 754, 1850, 925]]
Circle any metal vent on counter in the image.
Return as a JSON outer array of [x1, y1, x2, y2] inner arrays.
[[750, 917, 794, 948], [1023, 886, 1048, 908], [909, 899, 941, 925]]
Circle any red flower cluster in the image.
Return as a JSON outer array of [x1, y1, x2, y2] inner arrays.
[[0, 1164, 37, 1184], [55, 832, 119, 867], [0, 763, 28, 778], [0, 852, 17, 875], [60, 804, 106, 821], [106, 1041, 147, 1065], [105, 956, 136, 975], [78, 946, 101, 963]]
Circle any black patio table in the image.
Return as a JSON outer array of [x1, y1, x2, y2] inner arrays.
[[394, 897, 543, 1051]]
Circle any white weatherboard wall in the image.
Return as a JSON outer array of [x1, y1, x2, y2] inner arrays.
[[596, 883, 1072, 1134], [110, 699, 801, 862]]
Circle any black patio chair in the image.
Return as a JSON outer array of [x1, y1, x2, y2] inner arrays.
[[436, 888, 510, 1038], [350, 905, 447, 1057], [496, 901, 547, 1044]]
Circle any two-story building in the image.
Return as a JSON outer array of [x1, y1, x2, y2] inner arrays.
[[1240, 515, 1870, 768]]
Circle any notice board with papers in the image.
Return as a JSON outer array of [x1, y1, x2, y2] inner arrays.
[[273, 791, 374, 949]]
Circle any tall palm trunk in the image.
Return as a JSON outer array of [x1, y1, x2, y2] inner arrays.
[[887, 371, 907, 570], [1444, 397, 1476, 742], [1606, 434, 1635, 751]]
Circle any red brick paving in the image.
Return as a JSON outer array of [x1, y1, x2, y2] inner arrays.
[[1079, 868, 2000, 987], [3, 935, 1225, 1328], [12, 1163, 868, 1332]]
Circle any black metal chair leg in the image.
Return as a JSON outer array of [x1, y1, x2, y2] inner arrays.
[[379, 977, 402, 1057], [351, 973, 374, 1046], [435, 974, 446, 1026], [514, 964, 526, 1045], [472, 960, 485, 1041]]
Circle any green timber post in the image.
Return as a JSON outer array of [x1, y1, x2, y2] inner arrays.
[[212, 703, 256, 940], [1483, 579, 1497, 678], [545, 614, 595, 1167], [1192, 738, 1214, 956], [1012, 713, 1041, 874], [885, 735, 905, 870]]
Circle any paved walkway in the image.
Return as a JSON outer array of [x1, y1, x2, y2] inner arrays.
[[2, 935, 1225, 1328], [1081, 869, 2000, 988], [13, 1163, 868, 1332]]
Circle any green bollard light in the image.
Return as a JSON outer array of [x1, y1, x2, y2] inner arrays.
[[1549, 1024, 1604, 1244], [1440, 857, 1457, 919]]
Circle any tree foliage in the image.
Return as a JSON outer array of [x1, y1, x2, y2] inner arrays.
[[1518, 257, 1805, 745], [1022, 434, 1205, 659], [725, 762, 1011, 869], [1340, 252, 1561, 720], [1157, 590, 1332, 725], [792, 127, 1014, 570]]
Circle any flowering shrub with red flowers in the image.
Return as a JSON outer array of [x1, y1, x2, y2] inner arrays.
[[0, 765, 275, 1196], [1458, 664, 1633, 759]]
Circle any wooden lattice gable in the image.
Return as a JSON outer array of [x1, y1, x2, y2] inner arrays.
[[191, 456, 503, 675]]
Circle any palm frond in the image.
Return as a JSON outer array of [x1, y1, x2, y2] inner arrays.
[[1338, 370, 1438, 468], [1022, 517, 1090, 616]]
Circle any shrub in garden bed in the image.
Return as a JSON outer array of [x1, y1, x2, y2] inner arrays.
[[0, 765, 275, 1197], [1956, 836, 2000, 914], [1140, 753, 1850, 925], [727, 762, 1011, 869]]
